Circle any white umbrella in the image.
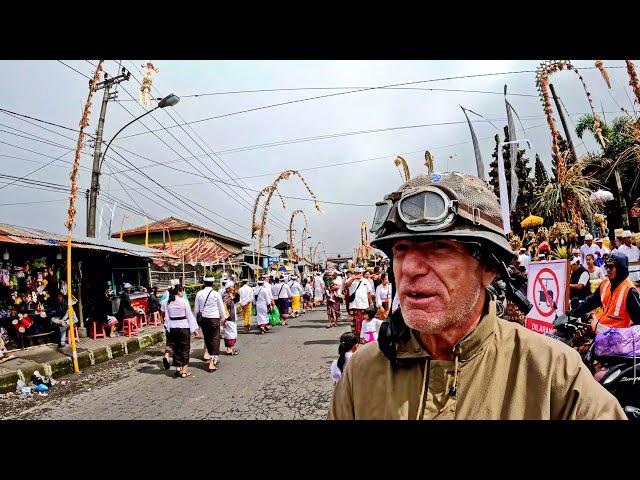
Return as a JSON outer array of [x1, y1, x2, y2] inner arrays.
[[590, 190, 614, 203]]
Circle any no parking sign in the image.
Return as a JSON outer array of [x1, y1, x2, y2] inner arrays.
[[525, 260, 570, 334]]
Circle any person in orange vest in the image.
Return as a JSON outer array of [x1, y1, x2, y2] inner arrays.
[[568, 252, 640, 331]]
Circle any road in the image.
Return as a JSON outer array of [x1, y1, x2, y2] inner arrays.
[[0, 307, 347, 419]]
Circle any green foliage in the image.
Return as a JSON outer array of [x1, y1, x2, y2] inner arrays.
[[551, 245, 569, 259]]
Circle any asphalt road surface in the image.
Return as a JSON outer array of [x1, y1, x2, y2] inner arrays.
[[0, 307, 349, 419]]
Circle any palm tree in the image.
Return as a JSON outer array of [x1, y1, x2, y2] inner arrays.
[[575, 114, 636, 228]]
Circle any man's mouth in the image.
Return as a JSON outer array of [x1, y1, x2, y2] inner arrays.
[[406, 291, 436, 299]]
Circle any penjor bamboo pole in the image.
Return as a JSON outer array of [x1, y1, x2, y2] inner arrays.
[[65, 60, 104, 374]]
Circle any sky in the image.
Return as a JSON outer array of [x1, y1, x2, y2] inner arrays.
[[0, 60, 638, 261]]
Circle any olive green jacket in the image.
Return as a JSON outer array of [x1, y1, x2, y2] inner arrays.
[[328, 301, 626, 420]]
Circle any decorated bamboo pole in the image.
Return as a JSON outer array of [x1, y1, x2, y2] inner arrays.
[[535, 60, 605, 228], [394, 156, 411, 182], [65, 60, 104, 374], [252, 170, 322, 259]]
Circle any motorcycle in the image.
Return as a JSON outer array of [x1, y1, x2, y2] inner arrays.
[[552, 302, 640, 419]]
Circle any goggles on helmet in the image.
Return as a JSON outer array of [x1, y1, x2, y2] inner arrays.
[[370, 184, 504, 235]]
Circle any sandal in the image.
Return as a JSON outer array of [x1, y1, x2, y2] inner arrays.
[[208, 363, 217, 372], [231, 349, 239, 355], [181, 371, 193, 378], [173, 370, 181, 377]]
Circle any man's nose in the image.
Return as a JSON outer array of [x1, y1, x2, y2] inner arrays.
[[400, 245, 434, 277]]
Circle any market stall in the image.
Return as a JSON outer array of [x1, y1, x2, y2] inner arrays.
[[0, 223, 175, 353]]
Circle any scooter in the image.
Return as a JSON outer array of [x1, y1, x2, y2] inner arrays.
[[552, 305, 640, 419]]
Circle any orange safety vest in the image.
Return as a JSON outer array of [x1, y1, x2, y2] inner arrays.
[[594, 277, 637, 329]]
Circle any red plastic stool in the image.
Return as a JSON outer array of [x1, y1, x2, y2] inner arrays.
[[90, 320, 106, 339], [148, 311, 161, 327], [122, 317, 139, 337], [66, 325, 80, 344], [136, 310, 148, 329]]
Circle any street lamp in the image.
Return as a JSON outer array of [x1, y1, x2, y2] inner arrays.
[[99, 93, 180, 172], [87, 93, 180, 237]]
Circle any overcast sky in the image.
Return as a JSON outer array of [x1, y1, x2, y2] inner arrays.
[[0, 60, 637, 260]]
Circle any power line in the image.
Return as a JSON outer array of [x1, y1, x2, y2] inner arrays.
[[115, 86, 540, 99], [95, 60, 289, 232], [116, 64, 623, 140]]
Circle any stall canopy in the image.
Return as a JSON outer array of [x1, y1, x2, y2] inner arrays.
[[0, 223, 176, 261]]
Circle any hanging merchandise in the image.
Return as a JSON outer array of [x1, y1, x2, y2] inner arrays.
[[60, 280, 67, 296], [139, 61, 160, 109]]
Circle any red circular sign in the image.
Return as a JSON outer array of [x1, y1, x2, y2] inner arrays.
[[533, 267, 560, 318]]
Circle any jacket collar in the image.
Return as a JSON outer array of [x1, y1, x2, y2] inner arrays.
[[395, 296, 497, 362]]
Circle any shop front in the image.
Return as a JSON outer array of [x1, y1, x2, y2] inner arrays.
[[0, 223, 174, 354]]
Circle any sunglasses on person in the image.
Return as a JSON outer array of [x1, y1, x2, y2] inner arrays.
[[605, 263, 616, 270]]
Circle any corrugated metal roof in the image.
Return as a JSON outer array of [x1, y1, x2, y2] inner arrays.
[[0, 223, 176, 260]]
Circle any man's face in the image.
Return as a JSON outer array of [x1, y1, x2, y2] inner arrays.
[[624, 237, 632, 247], [605, 262, 617, 280], [570, 263, 579, 272], [586, 239, 593, 246], [392, 239, 495, 335], [616, 238, 623, 248]]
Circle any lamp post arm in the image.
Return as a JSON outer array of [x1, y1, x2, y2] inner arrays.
[[99, 106, 159, 170]]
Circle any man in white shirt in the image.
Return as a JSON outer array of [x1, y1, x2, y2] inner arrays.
[[517, 248, 531, 274], [344, 266, 373, 338], [238, 279, 254, 334], [595, 238, 610, 256], [580, 234, 600, 269], [194, 276, 228, 372], [618, 230, 640, 283], [272, 276, 293, 324]]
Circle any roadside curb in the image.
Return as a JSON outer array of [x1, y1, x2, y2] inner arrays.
[[0, 330, 166, 394]]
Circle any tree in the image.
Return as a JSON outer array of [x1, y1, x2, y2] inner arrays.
[[534, 154, 550, 186], [575, 114, 638, 230]]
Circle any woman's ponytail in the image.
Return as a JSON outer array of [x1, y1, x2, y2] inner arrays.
[[336, 331, 358, 372], [168, 285, 182, 305]]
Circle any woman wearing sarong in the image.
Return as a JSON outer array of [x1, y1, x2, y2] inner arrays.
[[164, 285, 199, 378], [256, 276, 275, 334], [222, 282, 239, 355]]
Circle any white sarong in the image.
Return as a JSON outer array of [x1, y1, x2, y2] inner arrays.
[[256, 302, 269, 326], [222, 320, 238, 340]]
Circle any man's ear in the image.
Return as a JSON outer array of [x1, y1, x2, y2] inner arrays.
[[481, 268, 497, 289]]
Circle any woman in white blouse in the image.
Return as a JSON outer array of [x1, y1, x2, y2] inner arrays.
[[164, 285, 199, 378], [375, 273, 393, 319], [585, 253, 605, 294]]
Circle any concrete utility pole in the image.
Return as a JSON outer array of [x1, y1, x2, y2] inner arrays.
[[87, 69, 130, 237]]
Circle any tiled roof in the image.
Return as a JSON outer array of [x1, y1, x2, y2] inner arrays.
[[113, 216, 249, 247], [149, 236, 240, 268]]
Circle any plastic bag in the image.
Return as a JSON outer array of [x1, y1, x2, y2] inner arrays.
[[594, 325, 640, 358], [251, 304, 257, 317], [269, 306, 282, 326]]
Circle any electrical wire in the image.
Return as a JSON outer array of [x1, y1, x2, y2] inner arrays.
[[116, 64, 626, 140], [94, 60, 289, 232]]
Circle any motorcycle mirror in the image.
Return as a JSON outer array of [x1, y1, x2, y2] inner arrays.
[[624, 406, 640, 420]]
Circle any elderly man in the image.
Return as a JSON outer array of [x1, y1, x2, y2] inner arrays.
[[328, 171, 625, 419], [618, 230, 640, 283], [580, 234, 600, 268]]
